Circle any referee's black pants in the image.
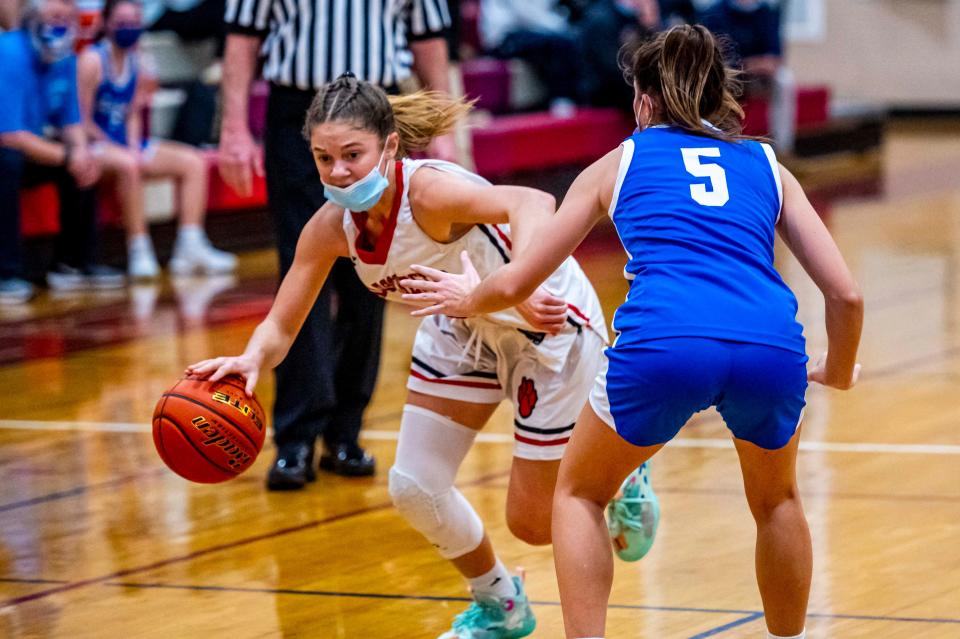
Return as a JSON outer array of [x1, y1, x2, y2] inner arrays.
[[264, 85, 385, 452]]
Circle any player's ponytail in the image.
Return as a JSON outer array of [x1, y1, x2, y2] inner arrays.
[[387, 91, 473, 156], [622, 24, 747, 142], [304, 73, 472, 156]]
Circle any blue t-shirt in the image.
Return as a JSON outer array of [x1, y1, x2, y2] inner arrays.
[[0, 30, 81, 137], [608, 126, 806, 355]]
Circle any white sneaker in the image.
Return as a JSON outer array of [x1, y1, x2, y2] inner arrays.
[[169, 235, 238, 276], [128, 237, 161, 280], [0, 278, 35, 305]]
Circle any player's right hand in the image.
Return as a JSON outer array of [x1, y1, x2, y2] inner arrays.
[[185, 355, 260, 396], [218, 125, 263, 198], [517, 287, 567, 335]]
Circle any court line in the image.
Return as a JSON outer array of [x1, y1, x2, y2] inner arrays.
[[0, 503, 395, 609], [0, 577, 68, 585], [686, 612, 765, 638], [0, 469, 167, 515], [4, 576, 959, 627], [0, 420, 149, 433], [0, 469, 508, 610], [98, 581, 960, 626], [2, 419, 958, 455]]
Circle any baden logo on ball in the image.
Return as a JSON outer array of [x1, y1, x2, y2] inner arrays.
[[153, 375, 267, 483]]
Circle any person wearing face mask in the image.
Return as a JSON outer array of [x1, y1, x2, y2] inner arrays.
[[0, 0, 125, 303], [220, 0, 458, 490], [76, 0, 236, 279], [186, 72, 659, 639], [404, 25, 863, 639]]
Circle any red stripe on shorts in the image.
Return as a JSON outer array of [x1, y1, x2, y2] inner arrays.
[[514, 433, 571, 447], [567, 303, 592, 325], [409, 369, 502, 390]]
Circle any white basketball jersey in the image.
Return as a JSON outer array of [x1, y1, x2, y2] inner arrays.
[[342, 158, 607, 370]]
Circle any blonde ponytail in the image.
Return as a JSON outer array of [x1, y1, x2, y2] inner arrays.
[[387, 91, 474, 156]]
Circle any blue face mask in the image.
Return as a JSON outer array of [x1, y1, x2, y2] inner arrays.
[[322, 148, 390, 211], [112, 26, 143, 49], [31, 22, 76, 64]]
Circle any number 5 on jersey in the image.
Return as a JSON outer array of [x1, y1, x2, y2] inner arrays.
[[681, 148, 729, 207]]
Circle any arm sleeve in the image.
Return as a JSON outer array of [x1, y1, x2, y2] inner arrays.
[[224, 0, 272, 37], [406, 0, 452, 43]]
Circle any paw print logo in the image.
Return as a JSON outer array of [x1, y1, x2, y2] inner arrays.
[[517, 377, 538, 418]]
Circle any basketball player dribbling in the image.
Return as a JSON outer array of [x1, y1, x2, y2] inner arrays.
[[186, 72, 659, 638], [400, 26, 864, 639]]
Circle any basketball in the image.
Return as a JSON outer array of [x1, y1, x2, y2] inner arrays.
[[152, 375, 267, 483]]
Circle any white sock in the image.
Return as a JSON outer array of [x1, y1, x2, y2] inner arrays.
[[768, 630, 805, 639], [128, 233, 152, 251], [467, 558, 514, 599], [177, 225, 205, 243]]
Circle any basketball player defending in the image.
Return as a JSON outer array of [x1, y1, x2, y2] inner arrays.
[[186, 73, 658, 638], [400, 26, 863, 639]]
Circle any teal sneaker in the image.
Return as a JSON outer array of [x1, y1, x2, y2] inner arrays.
[[607, 462, 660, 562], [438, 576, 536, 639]]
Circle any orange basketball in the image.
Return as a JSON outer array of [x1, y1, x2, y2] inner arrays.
[[152, 375, 267, 483]]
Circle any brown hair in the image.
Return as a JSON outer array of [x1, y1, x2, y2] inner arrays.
[[621, 24, 748, 142], [303, 72, 473, 156]]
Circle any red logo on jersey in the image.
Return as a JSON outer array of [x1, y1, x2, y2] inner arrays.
[[518, 377, 538, 418], [369, 272, 427, 298]]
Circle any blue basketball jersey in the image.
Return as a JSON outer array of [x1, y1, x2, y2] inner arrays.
[[92, 42, 137, 146], [608, 126, 805, 354]]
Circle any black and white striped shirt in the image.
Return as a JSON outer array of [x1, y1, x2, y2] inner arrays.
[[224, 0, 451, 90]]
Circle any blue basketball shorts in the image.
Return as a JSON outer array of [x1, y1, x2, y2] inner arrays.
[[589, 337, 809, 450]]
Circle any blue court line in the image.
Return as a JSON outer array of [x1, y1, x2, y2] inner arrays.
[[105, 581, 960, 626], [0, 468, 166, 514], [686, 612, 765, 638]]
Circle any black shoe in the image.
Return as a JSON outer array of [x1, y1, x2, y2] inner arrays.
[[266, 443, 316, 491], [319, 443, 376, 477]]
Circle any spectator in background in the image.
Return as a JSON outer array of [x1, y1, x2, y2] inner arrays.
[[144, 0, 224, 52], [480, 0, 584, 116], [77, 0, 237, 279], [699, 0, 795, 151], [575, 0, 660, 110], [659, 0, 694, 26], [0, 0, 124, 304], [219, 0, 456, 489]]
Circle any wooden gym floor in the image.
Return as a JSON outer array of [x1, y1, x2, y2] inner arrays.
[[0, 120, 958, 638]]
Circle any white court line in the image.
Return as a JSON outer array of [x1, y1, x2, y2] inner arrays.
[[1, 420, 959, 456], [0, 420, 149, 433]]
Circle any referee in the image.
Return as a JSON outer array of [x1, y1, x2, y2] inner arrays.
[[219, 0, 455, 490]]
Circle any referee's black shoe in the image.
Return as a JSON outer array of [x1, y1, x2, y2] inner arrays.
[[266, 443, 316, 490], [319, 443, 376, 477]]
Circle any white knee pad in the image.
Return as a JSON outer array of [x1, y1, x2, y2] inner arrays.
[[388, 467, 484, 559], [388, 405, 485, 559]]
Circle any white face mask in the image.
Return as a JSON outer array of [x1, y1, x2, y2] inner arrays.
[[321, 147, 389, 211]]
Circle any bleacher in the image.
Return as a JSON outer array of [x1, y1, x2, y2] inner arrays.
[[20, 4, 883, 244]]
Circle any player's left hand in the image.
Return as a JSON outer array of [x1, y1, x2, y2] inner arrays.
[[400, 250, 480, 318], [517, 287, 567, 335]]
